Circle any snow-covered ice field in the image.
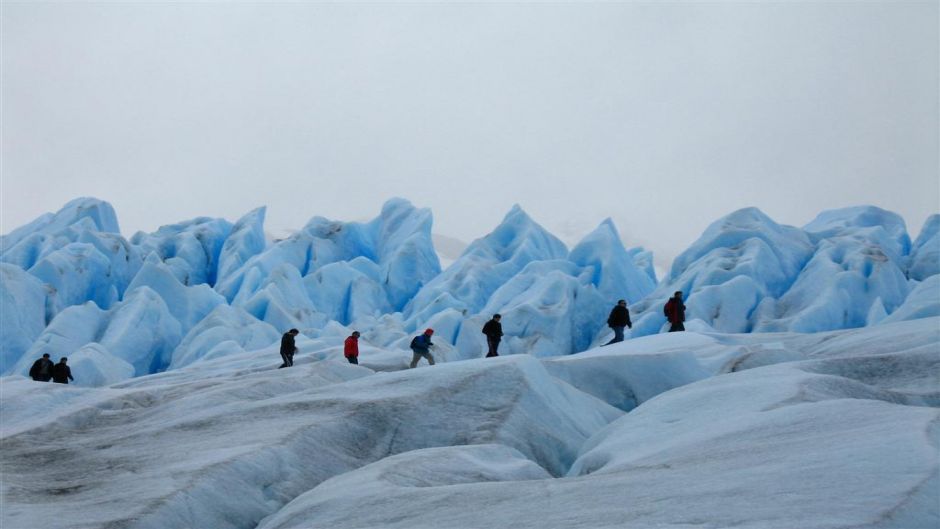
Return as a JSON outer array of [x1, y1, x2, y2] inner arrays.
[[2, 318, 937, 528]]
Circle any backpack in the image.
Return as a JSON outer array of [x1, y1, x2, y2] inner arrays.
[[664, 299, 674, 319], [410, 335, 420, 349]]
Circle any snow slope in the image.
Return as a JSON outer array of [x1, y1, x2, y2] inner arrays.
[[260, 319, 940, 529], [1, 353, 619, 529], [2, 318, 935, 529]]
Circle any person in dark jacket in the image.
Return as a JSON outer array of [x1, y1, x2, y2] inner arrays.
[[664, 291, 686, 332], [605, 300, 632, 345], [344, 331, 361, 365], [409, 328, 436, 368], [29, 353, 54, 382], [279, 329, 300, 368], [482, 314, 503, 357], [51, 357, 74, 384]]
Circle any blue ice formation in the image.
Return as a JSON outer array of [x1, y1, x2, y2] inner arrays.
[[909, 214, 940, 282], [1, 197, 937, 385], [216, 198, 440, 321], [130, 216, 233, 287], [0, 264, 47, 372], [626, 206, 938, 337]]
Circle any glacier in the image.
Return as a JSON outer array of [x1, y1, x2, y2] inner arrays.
[[1, 198, 937, 383], [1, 197, 938, 529]]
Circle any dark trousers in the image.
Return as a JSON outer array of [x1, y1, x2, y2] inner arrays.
[[486, 338, 500, 357], [669, 322, 685, 332], [346, 356, 358, 365], [605, 326, 625, 345], [279, 351, 294, 368]]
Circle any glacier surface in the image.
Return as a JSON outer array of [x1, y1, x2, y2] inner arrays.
[[1, 318, 936, 529]]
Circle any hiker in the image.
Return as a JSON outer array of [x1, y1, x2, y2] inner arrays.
[[51, 357, 74, 384], [605, 300, 632, 345], [664, 291, 686, 332], [279, 329, 300, 368], [482, 314, 503, 357], [29, 353, 54, 382], [409, 328, 436, 368], [344, 331, 361, 365]]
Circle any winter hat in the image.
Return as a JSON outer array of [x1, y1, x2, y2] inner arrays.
[[424, 328, 434, 335]]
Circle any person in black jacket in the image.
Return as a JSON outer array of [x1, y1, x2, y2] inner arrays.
[[279, 329, 300, 368], [482, 314, 503, 357], [664, 291, 686, 332], [51, 357, 74, 384], [29, 353, 54, 382], [605, 300, 632, 345]]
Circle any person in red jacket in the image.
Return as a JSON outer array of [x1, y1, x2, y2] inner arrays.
[[664, 291, 686, 332], [344, 331, 361, 364]]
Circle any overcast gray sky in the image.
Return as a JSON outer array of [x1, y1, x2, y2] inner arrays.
[[2, 1, 937, 268]]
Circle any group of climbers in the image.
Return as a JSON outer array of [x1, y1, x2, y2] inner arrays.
[[25, 293, 687, 382], [602, 291, 685, 345], [29, 353, 74, 384], [278, 312, 504, 370], [286, 292, 686, 368]]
